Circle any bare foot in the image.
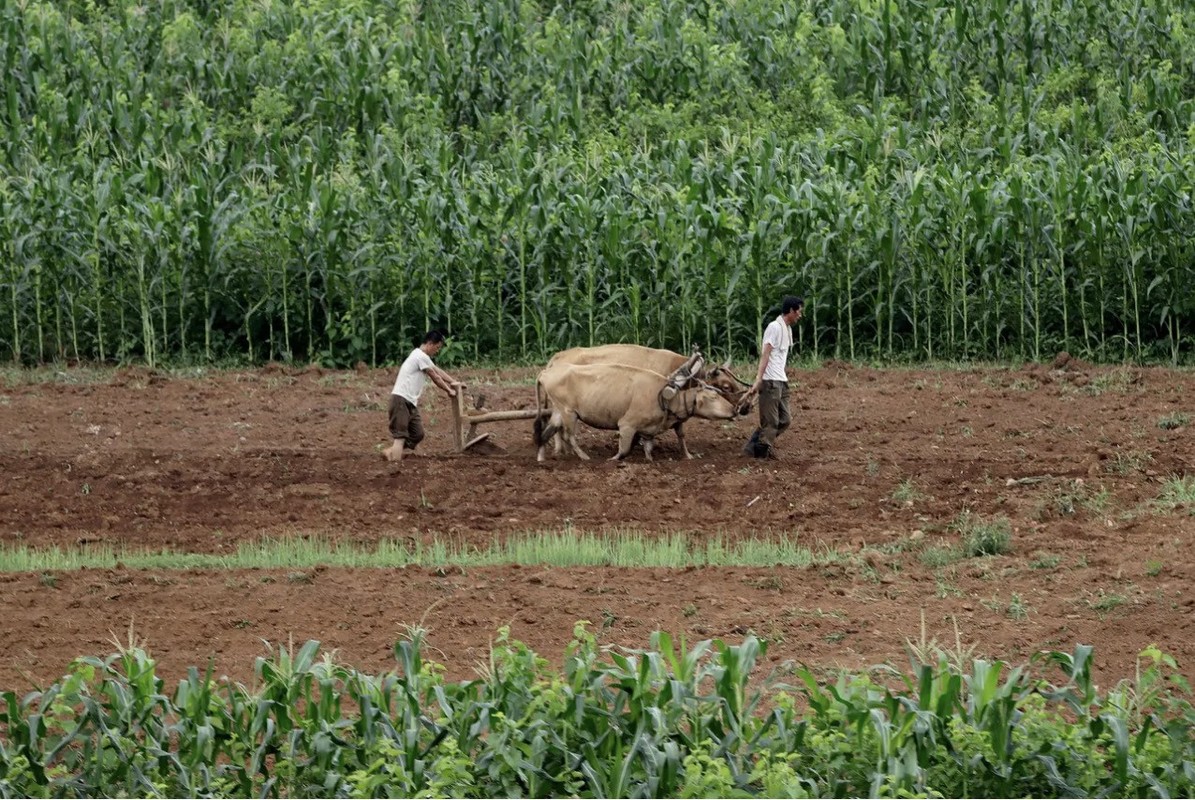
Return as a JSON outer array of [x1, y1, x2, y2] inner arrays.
[[381, 446, 403, 462]]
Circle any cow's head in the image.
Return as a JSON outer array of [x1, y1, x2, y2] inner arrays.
[[700, 360, 753, 414], [689, 383, 740, 421]]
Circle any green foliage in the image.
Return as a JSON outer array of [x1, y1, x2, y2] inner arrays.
[[920, 545, 963, 568], [2, 0, 1195, 366], [2, 630, 1195, 797], [1108, 448, 1155, 476], [1038, 479, 1109, 519], [1157, 412, 1190, 430], [954, 511, 1014, 556], [0, 530, 852, 572], [1029, 552, 1062, 570], [892, 479, 924, 504], [1156, 474, 1195, 511]]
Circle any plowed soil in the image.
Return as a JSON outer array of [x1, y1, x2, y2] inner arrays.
[[2, 358, 1194, 690]]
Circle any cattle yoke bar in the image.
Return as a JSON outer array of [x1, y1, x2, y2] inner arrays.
[[448, 384, 543, 451]]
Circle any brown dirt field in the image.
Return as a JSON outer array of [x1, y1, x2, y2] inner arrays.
[[2, 359, 1194, 692]]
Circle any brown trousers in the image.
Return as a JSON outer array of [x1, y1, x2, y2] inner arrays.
[[755, 379, 791, 449], [388, 395, 425, 447]]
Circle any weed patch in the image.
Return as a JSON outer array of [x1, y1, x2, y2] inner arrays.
[[1029, 552, 1061, 570], [919, 546, 963, 569], [951, 511, 1012, 556], [891, 479, 923, 504], [1155, 475, 1195, 513], [1157, 412, 1190, 430], [1107, 448, 1153, 476]]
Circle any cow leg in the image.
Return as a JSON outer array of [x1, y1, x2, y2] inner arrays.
[[641, 436, 655, 462], [537, 411, 563, 462], [610, 426, 637, 460], [553, 411, 565, 455], [543, 399, 563, 455], [563, 412, 591, 460], [672, 421, 694, 459]]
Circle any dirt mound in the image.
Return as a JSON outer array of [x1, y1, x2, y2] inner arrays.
[[1049, 351, 1092, 372]]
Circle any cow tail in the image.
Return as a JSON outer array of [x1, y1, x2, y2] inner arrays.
[[533, 379, 547, 447]]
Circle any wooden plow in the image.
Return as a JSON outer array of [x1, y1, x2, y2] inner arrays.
[[449, 385, 541, 452]]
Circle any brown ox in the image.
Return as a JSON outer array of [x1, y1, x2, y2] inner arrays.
[[543, 344, 751, 458], [532, 360, 740, 462]]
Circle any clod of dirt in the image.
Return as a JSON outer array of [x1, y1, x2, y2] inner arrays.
[[110, 366, 152, 387], [1049, 351, 1092, 372]]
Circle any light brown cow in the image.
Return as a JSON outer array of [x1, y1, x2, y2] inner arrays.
[[532, 360, 741, 462], [544, 344, 751, 458]]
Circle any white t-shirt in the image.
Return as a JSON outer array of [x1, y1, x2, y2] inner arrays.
[[762, 315, 792, 381], [391, 348, 436, 405]]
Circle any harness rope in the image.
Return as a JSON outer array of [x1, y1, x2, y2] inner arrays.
[[658, 379, 701, 420]]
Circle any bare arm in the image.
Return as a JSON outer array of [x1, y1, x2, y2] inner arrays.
[[425, 366, 459, 396], [748, 343, 773, 395]]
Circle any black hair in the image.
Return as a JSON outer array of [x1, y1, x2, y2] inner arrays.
[[422, 330, 446, 344], [781, 295, 804, 314]]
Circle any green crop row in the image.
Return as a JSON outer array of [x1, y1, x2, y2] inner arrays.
[[2, 626, 1193, 797]]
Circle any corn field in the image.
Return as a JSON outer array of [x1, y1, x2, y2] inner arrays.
[[1, 0, 1194, 366], [1, 627, 1194, 797]]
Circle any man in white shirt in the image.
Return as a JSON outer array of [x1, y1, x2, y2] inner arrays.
[[742, 295, 804, 459], [382, 330, 463, 463]]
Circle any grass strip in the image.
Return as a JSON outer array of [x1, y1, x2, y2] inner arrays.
[[0, 530, 850, 572]]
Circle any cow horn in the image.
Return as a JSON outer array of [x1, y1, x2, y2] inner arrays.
[[667, 351, 701, 385], [717, 362, 753, 387], [663, 352, 703, 410]]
